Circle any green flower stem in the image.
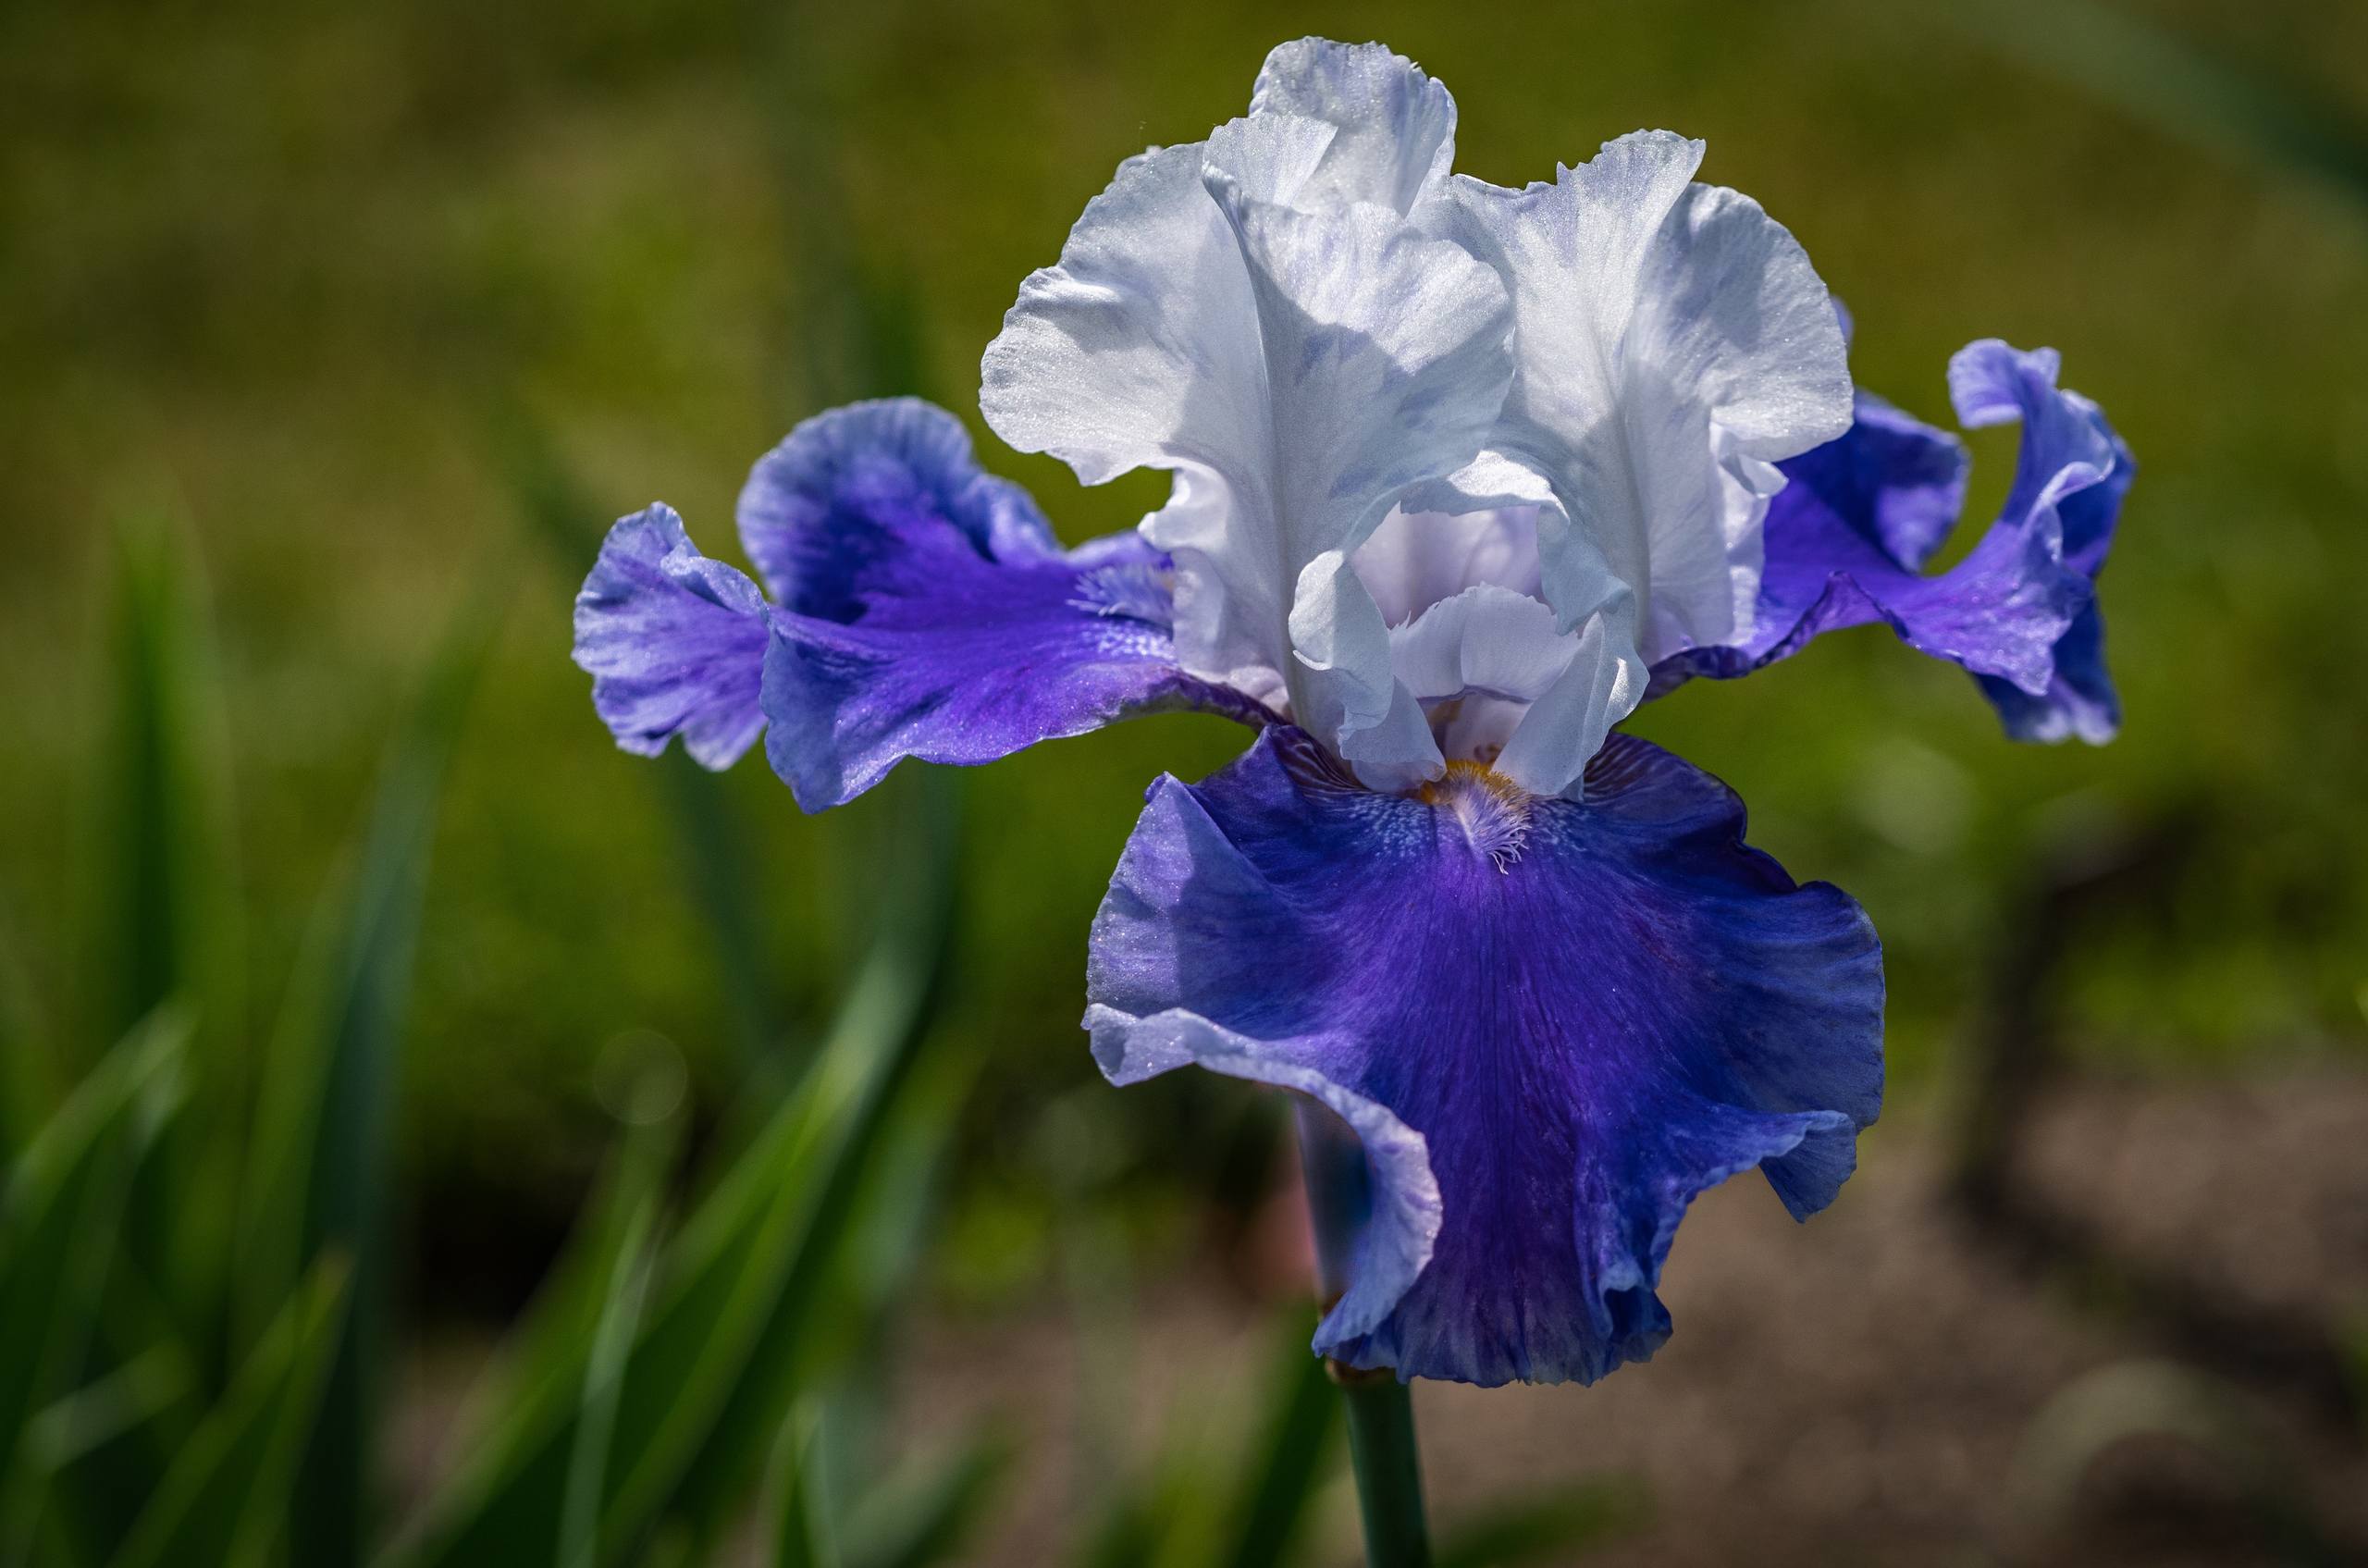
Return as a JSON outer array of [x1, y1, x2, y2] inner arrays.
[[1334, 1365, 1430, 1568]]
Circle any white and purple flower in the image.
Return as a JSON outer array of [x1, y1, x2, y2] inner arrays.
[[572, 40, 2131, 1386]]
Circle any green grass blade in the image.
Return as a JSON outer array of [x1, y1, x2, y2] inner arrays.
[[1072, 1449, 1194, 1568], [23, 1347, 194, 1480], [393, 1073, 835, 1564], [1070, 1307, 1334, 1568], [95, 514, 246, 1386], [652, 750, 779, 1064], [1212, 1319, 1339, 1568], [727, 1037, 979, 1567], [1076, 1495, 1169, 1568], [633, 772, 959, 1541], [394, 772, 960, 1568], [835, 1426, 1012, 1568], [0, 1011, 191, 1565], [231, 587, 501, 1568], [94, 513, 244, 1051], [555, 1143, 668, 1568], [778, 1035, 980, 1451], [763, 1403, 834, 1568], [450, 1068, 684, 1479], [0, 905, 56, 1183], [0, 1013, 189, 1474], [105, 1257, 351, 1568]]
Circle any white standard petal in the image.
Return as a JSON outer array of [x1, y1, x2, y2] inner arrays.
[[1206, 176, 1512, 785], [982, 111, 1514, 787], [980, 116, 1332, 702], [1248, 38, 1456, 216], [979, 118, 1328, 490], [1434, 132, 1853, 665]]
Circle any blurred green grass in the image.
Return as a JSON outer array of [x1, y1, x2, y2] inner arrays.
[[3, 0, 2365, 1264]]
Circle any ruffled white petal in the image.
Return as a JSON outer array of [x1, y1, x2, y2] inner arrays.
[[1205, 178, 1511, 782], [980, 118, 1326, 489], [983, 53, 1845, 796], [1432, 133, 1852, 665], [1248, 38, 1456, 216], [984, 109, 1513, 788]]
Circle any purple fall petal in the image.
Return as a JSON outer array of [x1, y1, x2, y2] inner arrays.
[[746, 399, 1258, 809], [738, 395, 1067, 605], [1651, 340, 2132, 743], [1085, 726, 1882, 1386], [1955, 343, 2134, 742], [574, 504, 772, 769]]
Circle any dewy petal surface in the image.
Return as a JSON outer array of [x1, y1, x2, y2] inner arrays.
[[1650, 340, 2133, 743], [981, 106, 1514, 791], [741, 400, 1247, 810], [1086, 727, 1883, 1386], [1246, 38, 1456, 216], [574, 503, 772, 769]]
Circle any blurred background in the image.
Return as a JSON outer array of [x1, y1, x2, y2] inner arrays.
[[3, 0, 2365, 1563]]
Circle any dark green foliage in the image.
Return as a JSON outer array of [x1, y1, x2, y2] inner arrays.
[[0, 1011, 189, 1566], [487, 398, 784, 1071], [0, 534, 1009, 1567], [108, 1259, 352, 1568], [97, 520, 246, 1400], [396, 775, 962, 1566], [830, 1426, 1014, 1568], [1214, 1322, 1339, 1568]]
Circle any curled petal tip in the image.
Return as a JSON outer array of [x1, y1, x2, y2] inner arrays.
[[573, 504, 771, 770]]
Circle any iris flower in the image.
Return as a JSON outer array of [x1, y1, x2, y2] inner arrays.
[[574, 39, 2130, 1387]]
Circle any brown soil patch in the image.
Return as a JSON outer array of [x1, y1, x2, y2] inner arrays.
[[893, 1076, 2368, 1567]]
